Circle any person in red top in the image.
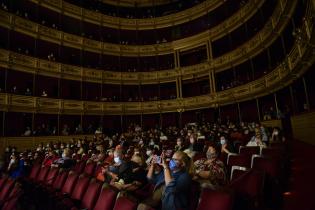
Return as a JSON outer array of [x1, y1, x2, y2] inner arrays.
[[42, 151, 59, 167]]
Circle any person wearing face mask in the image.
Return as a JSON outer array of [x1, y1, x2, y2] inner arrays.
[[43, 151, 59, 167], [247, 128, 267, 148], [271, 127, 284, 143], [193, 144, 227, 189], [104, 149, 129, 183], [161, 151, 192, 210], [110, 154, 147, 192], [145, 146, 155, 166], [137, 156, 165, 210], [52, 148, 75, 169], [174, 137, 186, 152], [219, 135, 232, 155]]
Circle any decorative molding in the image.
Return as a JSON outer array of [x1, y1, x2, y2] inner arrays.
[[28, 0, 224, 30], [1, 26, 313, 115], [0, 0, 296, 85], [0, 0, 264, 56]]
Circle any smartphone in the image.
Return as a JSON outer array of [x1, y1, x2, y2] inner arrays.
[[155, 155, 161, 164]]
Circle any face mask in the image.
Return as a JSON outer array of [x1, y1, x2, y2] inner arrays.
[[62, 153, 66, 158], [114, 157, 121, 164], [274, 131, 279, 135], [206, 152, 217, 159], [36, 147, 41, 151], [146, 150, 152, 156], [169, 159, 178, 171], [134, 151, 140, 155], [220, 139, 226, 145], [154, 169, 161, 175], [60, 146, 64, 149], [139, 141, 143, 145]]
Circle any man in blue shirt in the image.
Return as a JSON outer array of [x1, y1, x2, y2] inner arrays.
[[161, 151, 192, 210]]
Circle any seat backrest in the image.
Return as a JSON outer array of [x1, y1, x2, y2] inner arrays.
[[229, 169, 264, 198], [73, 161, 86, 174], [28, 164, 41, 180], [0, 178, 14, 202], [196, 188, 233, 210], [84, 161, 96, 176], [45, 167, 59, 186], [227, 154, 251, 168], [113, 196, 137, 210], [2, 184, 23, 210], [61, 172, 79, 194], [0, 177, 8, 189], [80, 181, 102, 209], [70, 175, 90, 200], [230, 166, 249, 181], [261, 148, 282, 159], [36, 166, 50, 182], [94, 187, 118, 210], [252, 156, 279, 178], [239, 146, 260, 156], [52, 170, 68, 190]]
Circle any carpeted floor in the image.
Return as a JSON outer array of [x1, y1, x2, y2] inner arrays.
[[283, 140, 315, 210]]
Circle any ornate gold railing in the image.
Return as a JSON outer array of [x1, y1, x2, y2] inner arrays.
[[28, 0, 224, 30], [98, 0, 173, 7], [0, 24, 313, 115], [0, 0, 264, 56], [0, 0, 296, 85]]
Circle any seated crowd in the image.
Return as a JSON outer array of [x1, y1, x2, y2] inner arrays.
[[0, 121, 286, 210]]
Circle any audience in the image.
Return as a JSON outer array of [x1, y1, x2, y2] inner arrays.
[[0, 120, 286, 210]]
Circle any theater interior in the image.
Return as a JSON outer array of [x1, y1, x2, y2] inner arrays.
[[0, 0, 314, 209]]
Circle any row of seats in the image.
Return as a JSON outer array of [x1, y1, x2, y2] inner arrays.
[[0, 177, 23, 210]]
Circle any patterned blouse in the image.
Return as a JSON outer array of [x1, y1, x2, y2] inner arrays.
[[194, 158, 227, 187]]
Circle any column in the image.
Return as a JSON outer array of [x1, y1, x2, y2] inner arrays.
[[206, 40, 216, 93], [174, 50, 182, 98]]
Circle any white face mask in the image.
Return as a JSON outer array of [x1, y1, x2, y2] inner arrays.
[[62, 153, 66, 158], [220, 139, 226, 145], [146, 150, 152, 156], [274, 131, 279, 135], [10, 159, 16, 164], [114, 157, 121, 164]]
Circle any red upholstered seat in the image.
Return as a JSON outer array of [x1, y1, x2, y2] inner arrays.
[[1, 184, 23, 210], [84, 161, 96, 176], [51, 170, 69, 191], [0, 177, 7, 189], [229, 169, 264, 210], [196, 188, 233, 210], [60, 172, 79, 195], [70, 175, 90, 200], [0, 178, 14, 203], [94, 187, 118, 210], [113, 196, 137, 210], [227, 154, 251, 168], [239, 146, 260, 157], [230, 166, 249, 182], [28, 164, 41, 181], [36, 166, 50, 183], [73, 161, 86, 174], [252, 156, 280, 178], [80, 181, 102, 209], [261, 148, 283, 160], [44, 167, 59, 186]]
